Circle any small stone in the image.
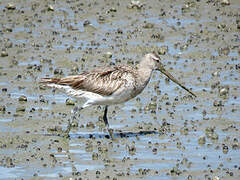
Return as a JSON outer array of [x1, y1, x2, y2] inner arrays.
[[104, 52, 112, 58], [5, 41, 13, 48], [53, 68, 63, 75], [5, 157, 15, 167], [143, 23, 154, 29], [151, 33, 165, 42], [148, 103, 157, 111], [2, 88, 7, 92], [0, 105, 6, 112], [98, 15, 105, 23], [86, 122, 95, 129], [92, 152, 99, 160], [152, 148, 157, 154], [128, 1, 144, 9], [6, 3, 16, 10], [108, 7, 117, 12], [19, 95, 27, 102], [70, 121, 78, 127], [48, 5, 54, 11], [219, 87, 229, 96], [1, 51, 8, 57], [211, 132, 219, 140], [198, 136, 206, 144], [221, 0, 230, 6], [218, 47, 230, 56], [47, 126, 63, 132], [213, 100, 223, 107], [16, 106, 25, 112], [128, 145, 136, 155], [158, 46, 168, 55], [83, 20, 91, 26], [222, 145, 228, 154], [236, 64, 240, 70], [212, 71, 219, 77], [116, 28, 123, 34], [57, 147, 62, 152], [180, 127, 189, 135], [65, 98, 75, 106]]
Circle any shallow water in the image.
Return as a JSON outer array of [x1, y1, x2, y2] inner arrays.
[[0, 0, 240, 179]]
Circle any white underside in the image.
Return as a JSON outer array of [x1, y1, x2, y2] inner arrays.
[[46, 84, 136, 108]]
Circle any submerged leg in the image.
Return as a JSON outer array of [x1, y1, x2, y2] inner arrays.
[[64, 106, 83, 137], [103, 105, 114, 139]]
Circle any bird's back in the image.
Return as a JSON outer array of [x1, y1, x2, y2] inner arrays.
[[40, 65, 139, 97]]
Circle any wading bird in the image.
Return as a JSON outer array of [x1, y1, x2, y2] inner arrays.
[[40, 53, 196, 138]]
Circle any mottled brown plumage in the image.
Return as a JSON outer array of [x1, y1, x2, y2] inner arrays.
[[40, 65, 139, 96]]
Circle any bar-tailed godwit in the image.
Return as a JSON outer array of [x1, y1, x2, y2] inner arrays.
[[40, 53, 196, 138]]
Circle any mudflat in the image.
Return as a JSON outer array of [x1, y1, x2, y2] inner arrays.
[[0, 0, 239, 179]]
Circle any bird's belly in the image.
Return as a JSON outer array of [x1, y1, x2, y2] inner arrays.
[[94, 88, 140, 105]]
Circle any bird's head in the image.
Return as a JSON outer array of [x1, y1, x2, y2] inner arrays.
[[144, 53, 197, 97]]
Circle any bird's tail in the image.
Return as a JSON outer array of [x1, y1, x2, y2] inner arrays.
[[39, 78, 60, 84]]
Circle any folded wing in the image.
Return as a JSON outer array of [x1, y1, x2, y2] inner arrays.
[[40, 65, 135, 96]]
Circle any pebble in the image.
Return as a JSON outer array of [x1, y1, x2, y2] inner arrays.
[[151, 33, 165, 42], [2, 88, 7, 92], [218, 47, 230, 56], [86, 122, 95, 129], [143, 23, 154, 29], [219, 87, 229, 96], [212, 71, 219, 77], [65, 98, 75, 106], [83, 20, 91, 26], [213, 100, 223, 107], [1, 51, 8, 57], [222, 144, 229, 154], [128, 1, 144, 9], [158, 46, 168, 55], [104, 52, 113, 58], [198, 136, 206, 144], [128, 144, 136, 155], [92, 152, 99, 160], [0, 105, 6, 112], [213, 176, 220, 180], [108, 7, 117, 13], [5, 3, 16, 10], [98, 15, 105, 23], [54, 68, 63, 75], [48, 5, 54, 11], [16, 106, 26, 112], [70, 121, 78, 127], [19, 95, 27, 102], [221, 0, 230, 6]]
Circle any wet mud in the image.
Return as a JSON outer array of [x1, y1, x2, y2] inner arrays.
[[0, 0, 239, 179]]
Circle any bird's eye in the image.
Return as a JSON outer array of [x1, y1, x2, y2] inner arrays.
[[156, 59, 160, 63]]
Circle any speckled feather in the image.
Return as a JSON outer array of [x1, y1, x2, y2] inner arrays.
[[40, 65, 139, 96]]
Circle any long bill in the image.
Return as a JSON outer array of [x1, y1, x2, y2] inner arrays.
[[157, 65, 197, 97]]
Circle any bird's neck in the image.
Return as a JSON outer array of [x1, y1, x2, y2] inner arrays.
[[136, 65, 153, 86]]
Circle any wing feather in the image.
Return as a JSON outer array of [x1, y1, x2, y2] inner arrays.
[[41, 65, 137, 96]]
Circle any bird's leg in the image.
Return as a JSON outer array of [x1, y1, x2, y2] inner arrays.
[[103, 105, 114, 139], [64, 106, 83, 137], [103, 105, 109, 127]]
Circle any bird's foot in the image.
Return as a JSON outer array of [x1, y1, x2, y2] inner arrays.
[[107, 128, 114, 140]]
